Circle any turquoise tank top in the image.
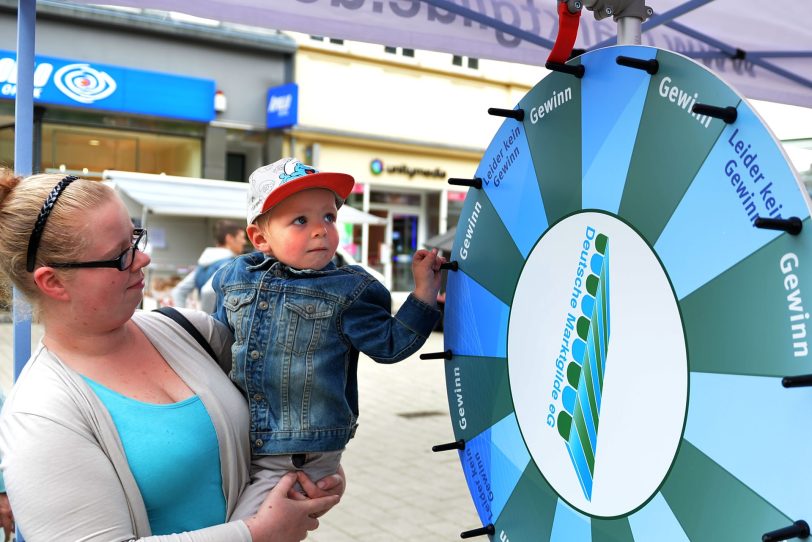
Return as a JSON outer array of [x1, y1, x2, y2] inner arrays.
[[83, 378, 226, 534]]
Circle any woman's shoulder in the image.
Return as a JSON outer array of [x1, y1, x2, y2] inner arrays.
[[2, 345, 91, 423], [134, 309, 233, 372], [135, 308, 228, 342]]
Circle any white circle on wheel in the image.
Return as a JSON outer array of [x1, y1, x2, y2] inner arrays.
[[508, 211, 688, 517]]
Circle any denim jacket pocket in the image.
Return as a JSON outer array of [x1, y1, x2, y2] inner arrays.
[[222, 290, 256, 343], [277, 298, 334, 356]]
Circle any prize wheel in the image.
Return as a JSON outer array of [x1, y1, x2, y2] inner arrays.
[[443, 45, 812, 541]]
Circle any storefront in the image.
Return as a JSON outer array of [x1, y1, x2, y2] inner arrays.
[[0, 3, 492, 297], [0, 48, 214, 178], [0, 1, 295, 181]]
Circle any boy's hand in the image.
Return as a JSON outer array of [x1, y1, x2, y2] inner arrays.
[[411, 248, 446, 305]]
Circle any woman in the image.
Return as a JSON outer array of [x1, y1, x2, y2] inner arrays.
[[0, 172, 342, 541]]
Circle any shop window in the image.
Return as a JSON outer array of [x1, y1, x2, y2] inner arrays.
[[226, 152, 246, 182], [370, 191, 421, 206], [311, 36, 344, 45], [384, 46, 415, 57], [39, 124, 202, 178], [452, 54, 479, 70], [345, 192, 363, 208]]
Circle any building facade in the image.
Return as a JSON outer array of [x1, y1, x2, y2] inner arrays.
[[282, 34, 542, 291], [0, 2, 545, 294]]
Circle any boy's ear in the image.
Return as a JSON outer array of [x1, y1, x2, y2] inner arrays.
[[246, 223, 273, 255]]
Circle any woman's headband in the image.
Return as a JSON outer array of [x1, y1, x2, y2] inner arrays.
[[25, 175, 78, 272]]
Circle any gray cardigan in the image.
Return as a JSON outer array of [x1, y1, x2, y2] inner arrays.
[[0, 309, 253, 541]]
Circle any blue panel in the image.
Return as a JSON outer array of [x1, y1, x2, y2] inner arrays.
[[0, 49, 214, 122], [491, 412, 532, 472], [266, 83, 299, 129], [566, 431, 593, 500], [685, 372, 812, 520], [655, 103, 810, 300], [461, 414, 529, 525], [581, 46, 655, 213], [445, 270, 509, 358], [550, 498, 592, 542], [474, 119, 547, 258], [628, 493, 690, 542], [563, 386, 576, 414]]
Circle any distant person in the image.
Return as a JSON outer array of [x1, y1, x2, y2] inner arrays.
[[172, 219, 246, 313], [0, 172, 343, 540], [213, 157, 445, 518]]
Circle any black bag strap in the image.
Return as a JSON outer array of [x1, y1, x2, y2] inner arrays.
[[153, 307, 219, 362]]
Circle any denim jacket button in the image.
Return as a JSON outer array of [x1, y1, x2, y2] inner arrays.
[[253, 393, 263, 401], [254, 439, 263, 447], [306, 304, 315, 313], [258, 301, 269, 310], [250, 350, 260, 360]]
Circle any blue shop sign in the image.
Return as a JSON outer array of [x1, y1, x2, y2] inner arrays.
[[266, 83, 298, 129], [0, 50, 215, 122]]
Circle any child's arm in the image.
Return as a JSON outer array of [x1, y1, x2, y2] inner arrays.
[[411, 248, 445, 306]]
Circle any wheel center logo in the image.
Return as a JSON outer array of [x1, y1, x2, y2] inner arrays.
[[555, 227, 610, 502], [508, 212, 688, 518]]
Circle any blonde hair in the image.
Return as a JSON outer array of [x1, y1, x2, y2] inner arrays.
[[0, 171, 114, 305]]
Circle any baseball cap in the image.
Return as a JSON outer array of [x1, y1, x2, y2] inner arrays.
[[247, 157, 355, 224]]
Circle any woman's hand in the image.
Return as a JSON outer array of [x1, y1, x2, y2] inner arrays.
[[289, 465, 347, 518], [244, 472, 339, 542], [0, 493, 14, 542]]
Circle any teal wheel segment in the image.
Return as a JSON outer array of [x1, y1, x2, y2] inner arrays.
[[519, 60, 583, 225], [474, 118, 548, 258], [684, 372, 812, 520], [617, 48, 741, 245], [654, 101, 811, 300], [444, 355, 512, 442], [591, 516, 633, 542], [451, 188, 524, 305], [627, 493, 689, 542], [459, 413, 530, 526], [492, 464, 558, 541], [581, 45, 656, 213], [660, 440, 791, 540], [550, 500, 591, 542], [444, 268, 510, 358], [679, 221, 812, 377]]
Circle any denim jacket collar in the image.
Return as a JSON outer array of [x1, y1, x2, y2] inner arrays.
[[245, 252, 338, 277]]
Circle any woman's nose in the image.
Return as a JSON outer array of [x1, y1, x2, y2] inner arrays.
[[133, 249, 151, 270]]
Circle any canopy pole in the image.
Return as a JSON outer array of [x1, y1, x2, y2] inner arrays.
[[582, 0, 652, 45], [617, 16, 642, 45], [13, 0, 37, 386]]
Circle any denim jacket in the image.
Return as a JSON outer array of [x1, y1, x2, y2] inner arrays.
[[213, 251, 440, 455]]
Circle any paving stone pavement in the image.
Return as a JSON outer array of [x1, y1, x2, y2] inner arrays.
[[309, 331, 480, 541], [0, 322, 481, 540]]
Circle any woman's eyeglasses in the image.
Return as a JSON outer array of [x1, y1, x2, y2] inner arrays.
[[49, 229, 148, 271]]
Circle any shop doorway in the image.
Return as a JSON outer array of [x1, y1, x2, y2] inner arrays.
[[367, 207, 420, 293], [391, 213, 419, 292], [365, 189, 423, 293]]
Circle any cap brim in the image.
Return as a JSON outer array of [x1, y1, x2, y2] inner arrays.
[[259, 172, 355, 216]]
